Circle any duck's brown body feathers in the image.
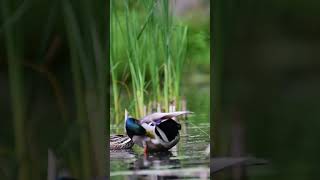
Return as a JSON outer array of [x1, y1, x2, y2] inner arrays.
[[110, 134, 134, 150]]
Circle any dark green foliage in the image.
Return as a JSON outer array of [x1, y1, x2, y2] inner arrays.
[[0, 0, 107, 179]]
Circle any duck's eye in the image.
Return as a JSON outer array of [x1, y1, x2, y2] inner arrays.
[[149, 123, 154, 126]]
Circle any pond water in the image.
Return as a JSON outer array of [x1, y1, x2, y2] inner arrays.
[[110, 74, 210, 179]]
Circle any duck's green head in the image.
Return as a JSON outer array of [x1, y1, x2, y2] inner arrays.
[[125, 117, 146, 139]]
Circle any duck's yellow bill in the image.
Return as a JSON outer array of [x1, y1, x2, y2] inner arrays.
[[145, 131, 155, 138]]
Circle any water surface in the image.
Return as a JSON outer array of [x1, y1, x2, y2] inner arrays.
[[110, 81, 210, 179], [111, 120, 210, 179]]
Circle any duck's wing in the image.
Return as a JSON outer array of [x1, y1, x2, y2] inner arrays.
[[140, 111, 193, 124], [110, 134, 126, 142]]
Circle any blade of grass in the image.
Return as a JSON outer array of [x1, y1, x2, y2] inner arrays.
[[1, 0, 29, 179], [63, 1, 91, 179]]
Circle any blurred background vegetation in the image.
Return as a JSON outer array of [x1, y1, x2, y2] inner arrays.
[[0, 0, 107, 179], [214, 0, 320, 179]]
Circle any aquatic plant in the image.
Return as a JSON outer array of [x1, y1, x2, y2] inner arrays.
[[111, 0, 188, 124]]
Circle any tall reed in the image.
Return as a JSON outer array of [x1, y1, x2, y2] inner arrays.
[[63, 0, 106, 178], [111, 0, 188, 124], [1, 1, 29, 179]]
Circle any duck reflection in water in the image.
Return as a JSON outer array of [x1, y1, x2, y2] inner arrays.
[[128, 151, 181, 179]]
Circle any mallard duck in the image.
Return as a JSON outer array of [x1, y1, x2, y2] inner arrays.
[[125, 110, 192, 152], [110, 134, 134, 150]]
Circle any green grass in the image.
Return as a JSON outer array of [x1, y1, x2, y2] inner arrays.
[[111, 0, 189, 124]]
